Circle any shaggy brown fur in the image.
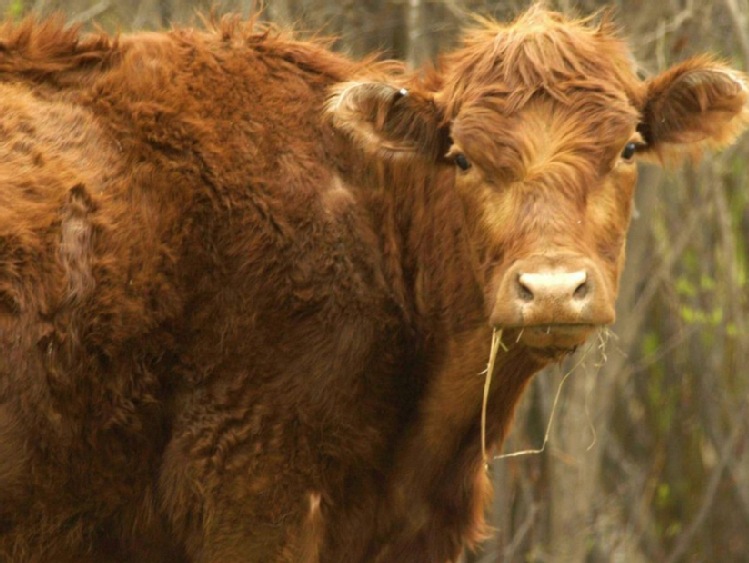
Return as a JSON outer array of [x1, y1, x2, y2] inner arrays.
[[0, 6, 746, 562]]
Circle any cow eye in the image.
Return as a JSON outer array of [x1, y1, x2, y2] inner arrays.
[[621, 142, 639, 162], [454, 153, 471, 171]]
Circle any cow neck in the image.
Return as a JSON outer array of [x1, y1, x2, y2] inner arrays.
[[346, 153, 545, 522], [375, 327, 545, 554]]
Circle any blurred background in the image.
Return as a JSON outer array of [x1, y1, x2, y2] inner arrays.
[[4, 0, 749, 561]]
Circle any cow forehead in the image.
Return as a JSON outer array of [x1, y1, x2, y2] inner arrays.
[[438, 7, 645, 134], [452, 96, 639, 186]]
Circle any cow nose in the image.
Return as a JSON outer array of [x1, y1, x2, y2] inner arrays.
[[490, 255, 615, 328], [516, 271, 589, 304]]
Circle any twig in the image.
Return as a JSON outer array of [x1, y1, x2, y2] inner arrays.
[[69, 0, 112, 25], [441, 0, 471, 23], [638, 2, 694, 48], [722, 0, 749, 67], [501, 502, 539, 561], [626, 325, 699, 376], [664, 403, 748, 563]]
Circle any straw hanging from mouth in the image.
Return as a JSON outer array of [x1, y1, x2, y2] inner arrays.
[[481, 327, 506, 465]]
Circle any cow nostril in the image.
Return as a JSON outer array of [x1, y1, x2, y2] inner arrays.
[[518, 278, 534, 302], [573, 281, 588, 299]]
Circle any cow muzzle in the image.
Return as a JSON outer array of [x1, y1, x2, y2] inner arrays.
[[490, 254, 615, 351]]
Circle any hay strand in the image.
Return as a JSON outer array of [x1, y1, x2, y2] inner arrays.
[[493, 339, 598, 462], [481, 327, 504, 465]]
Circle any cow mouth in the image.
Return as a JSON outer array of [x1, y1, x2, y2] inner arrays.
[[506, 324, 598, 358]]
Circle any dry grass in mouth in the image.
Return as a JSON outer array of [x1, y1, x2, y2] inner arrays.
[[481, 327, 507, 464], [480, 326, 611, 466]]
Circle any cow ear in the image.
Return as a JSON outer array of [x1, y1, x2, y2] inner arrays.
[[327, 82, 448, 162], [640, 57, 749, 160]]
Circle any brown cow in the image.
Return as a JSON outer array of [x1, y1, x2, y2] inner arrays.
[[0, 6, 746, 563]]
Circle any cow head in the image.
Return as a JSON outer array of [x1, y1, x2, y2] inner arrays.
[[328, 8, 749, 357]]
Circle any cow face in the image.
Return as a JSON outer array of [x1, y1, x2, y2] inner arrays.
[[329, 9, 748, 356]]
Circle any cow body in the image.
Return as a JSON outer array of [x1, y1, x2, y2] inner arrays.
[[0, 8, 747, 562]]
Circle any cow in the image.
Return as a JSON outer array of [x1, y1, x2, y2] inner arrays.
[[0, 5, 747, 562]]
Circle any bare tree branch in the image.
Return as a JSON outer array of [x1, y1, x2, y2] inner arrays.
[[69, 0, 110, 24], [722, 0, 749, 67], [665, 403, 748, 563]]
